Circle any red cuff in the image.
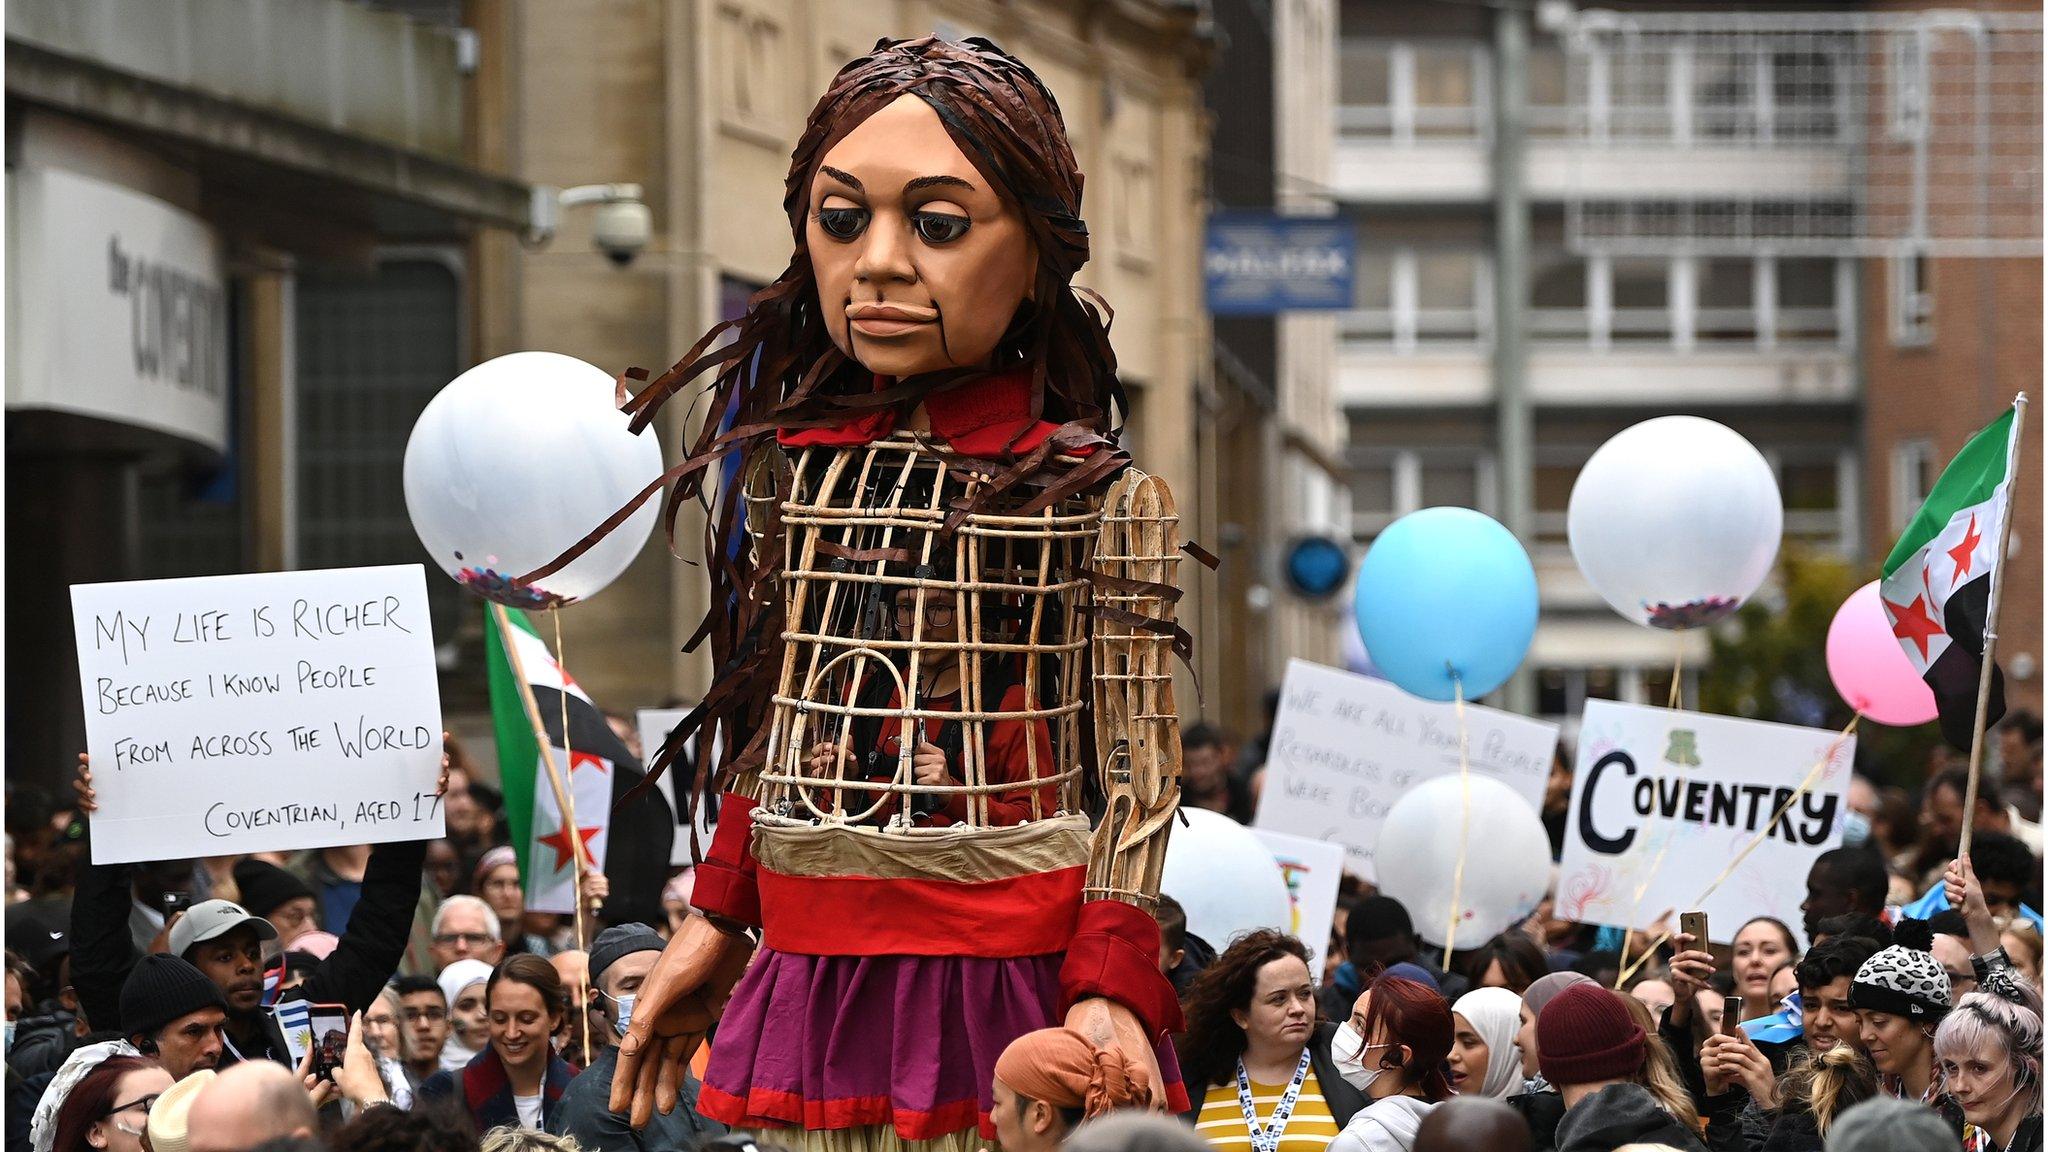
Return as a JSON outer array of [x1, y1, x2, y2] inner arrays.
[[692, 793, 761, 929], [1058, 899, 1183, 1040]]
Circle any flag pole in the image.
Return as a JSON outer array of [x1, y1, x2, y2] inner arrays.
[[488, 602, 596, 915], [1959, 392, 2028, 861]]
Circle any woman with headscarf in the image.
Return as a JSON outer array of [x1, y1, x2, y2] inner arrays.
[[1447, 988, 1524, 1100], [992, 1027, 1152, 1152], [1503, 971, 1594, 1151], [437, 958, 495, 1074]]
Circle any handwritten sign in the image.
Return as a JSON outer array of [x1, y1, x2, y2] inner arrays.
[[1556, 700, 1853, 947], [71, 565, 445, 863], [1253, 659, 1559, 881]]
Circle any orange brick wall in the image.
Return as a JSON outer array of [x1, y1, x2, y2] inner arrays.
[[1862, 253, 2044, 716]]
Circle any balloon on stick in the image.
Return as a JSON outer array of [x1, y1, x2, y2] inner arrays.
[[1568, 416, 1782, 630], [1353, 507, 1539, 701], [1827, 581, 1939, 726], [1374, 775, 1552, 950], [404, 351, 664, 608], [1159, 808, 1294, 952]]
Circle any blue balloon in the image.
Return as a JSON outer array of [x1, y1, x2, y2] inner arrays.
[[1353, 507, 1538, 701]]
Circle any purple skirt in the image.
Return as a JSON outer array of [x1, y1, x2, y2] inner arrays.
[[700, 948, 1063, 1140]]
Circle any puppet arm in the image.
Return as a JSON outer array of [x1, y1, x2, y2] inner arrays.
[[1062, 469, 1186, 1042]]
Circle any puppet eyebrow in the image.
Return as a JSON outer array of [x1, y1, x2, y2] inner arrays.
[[818, 166, 863, 193], [905, 175, 976, 194]]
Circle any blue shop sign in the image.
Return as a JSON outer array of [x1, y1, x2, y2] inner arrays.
[[1204, 214, 1356, 315]]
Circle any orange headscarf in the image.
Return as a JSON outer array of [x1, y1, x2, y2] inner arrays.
[[993, 1028, 1153, 1119]]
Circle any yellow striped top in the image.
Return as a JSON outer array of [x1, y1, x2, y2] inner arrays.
[[1195, 1071, 1341, 1152]]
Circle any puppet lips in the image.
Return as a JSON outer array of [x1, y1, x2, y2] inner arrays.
[[848, 303, 937, 335]]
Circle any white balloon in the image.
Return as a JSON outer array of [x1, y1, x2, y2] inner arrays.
[[1374, 775, 1551, 951], [1568, 416, 1782, 630], [404, 351, 664, 607], [1160, 808, 1294, 952]]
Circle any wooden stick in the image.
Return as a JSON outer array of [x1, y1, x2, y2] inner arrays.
[[1960, 392, 2029, 861], [548, 608, 593, 1070], [1445, 673, 1470, 972]]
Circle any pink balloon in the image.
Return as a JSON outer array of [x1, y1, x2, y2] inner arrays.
[[1826, 582, 1939, 726]]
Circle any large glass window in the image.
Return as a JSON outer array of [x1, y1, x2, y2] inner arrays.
[[1413, 251, 1484, 344], [1695, 257, 1757, 344], [1776, 257, 1839, 344], [1693, 50, 1758, 140], [1610, 259, 1671, 343], [1413, 45, 1481, 138], [1529, 253, 1589, 343]]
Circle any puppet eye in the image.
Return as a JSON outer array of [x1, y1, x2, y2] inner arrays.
[[817, 207, 869, 241], [912, 211, 971, 245]]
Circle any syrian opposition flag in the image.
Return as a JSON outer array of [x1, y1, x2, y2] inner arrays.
[[485, 606, 674, 918], [1880, 406, 2018, 750]]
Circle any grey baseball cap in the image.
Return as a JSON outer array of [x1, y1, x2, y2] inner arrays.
[[168, 898, 280, 958]]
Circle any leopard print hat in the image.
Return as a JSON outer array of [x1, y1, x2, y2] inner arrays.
[[1848, 918, 1952, 1021]]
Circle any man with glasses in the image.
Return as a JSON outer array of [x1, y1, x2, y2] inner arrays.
[[427, 895, 504, 971], [392, 974, 450, 1091]]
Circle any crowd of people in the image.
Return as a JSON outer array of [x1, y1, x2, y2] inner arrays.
[[3, 707, 2041, 1152]]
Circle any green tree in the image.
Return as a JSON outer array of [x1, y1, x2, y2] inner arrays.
[[1700, 547, 1942, 790]]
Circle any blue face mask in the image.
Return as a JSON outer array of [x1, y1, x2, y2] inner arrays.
[[1841, 810, 1872, 847], [605, 993, 635, 1039], [4, 1020, 15, 1055]]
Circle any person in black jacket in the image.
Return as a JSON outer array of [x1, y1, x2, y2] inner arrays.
[[68, 754, 439, 1069]]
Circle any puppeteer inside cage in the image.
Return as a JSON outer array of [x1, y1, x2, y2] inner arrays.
[[751, 433, 1181, 852]]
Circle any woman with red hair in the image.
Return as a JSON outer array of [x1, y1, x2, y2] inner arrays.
[[1327, 974, 1453, 1152]]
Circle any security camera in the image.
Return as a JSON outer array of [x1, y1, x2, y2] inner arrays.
[[530, 183, 651, 266], [593, 199, 652, 266]]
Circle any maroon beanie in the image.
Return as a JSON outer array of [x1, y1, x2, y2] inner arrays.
[[1536, 984, 1646, 1087]]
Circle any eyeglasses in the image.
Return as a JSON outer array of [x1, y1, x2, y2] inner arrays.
[[402, 1007, 448, 1023], [104, 1093, 160, 1120], [433, 932, 493, 948], [893, 601, 955, 627]]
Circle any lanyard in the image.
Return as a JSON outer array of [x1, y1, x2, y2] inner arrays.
[[1236, 1049, 1313, 1152]]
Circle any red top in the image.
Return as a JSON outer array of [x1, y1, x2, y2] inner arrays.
[[778, 368, 1093, 457], [850, 679, 1061, 827]]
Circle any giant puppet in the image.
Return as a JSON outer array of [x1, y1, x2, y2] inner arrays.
[[565, 36, 1191, 1151]]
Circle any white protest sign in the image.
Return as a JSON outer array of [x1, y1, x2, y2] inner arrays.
[[1556, 700, 1854, 946], [72, 565, 445, 863], [1252, 828, 1348, 971], [1254, 659, 1559, 881], [636, 707, 716, 866]]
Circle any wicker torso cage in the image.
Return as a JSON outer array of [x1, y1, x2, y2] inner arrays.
[[748, 435, 1181, 901]]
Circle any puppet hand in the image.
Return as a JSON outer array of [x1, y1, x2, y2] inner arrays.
[[609, 913, 753, 1127], [1063, 997, 1163, 1111]]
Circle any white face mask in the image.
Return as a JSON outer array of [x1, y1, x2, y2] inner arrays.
[[1332, 1022, 1392, 1092]]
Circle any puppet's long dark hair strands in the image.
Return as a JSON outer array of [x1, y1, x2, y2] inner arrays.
[[534, 36, 1133, 812]]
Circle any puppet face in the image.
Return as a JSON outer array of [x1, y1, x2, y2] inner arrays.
[[807, 94, 1036, 378]]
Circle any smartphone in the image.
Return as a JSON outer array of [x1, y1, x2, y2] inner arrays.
[[161, 892, 193, 918], [1722, 994, 1745, 1036], [307, 1004, 350, 1081], [1679, 910, 1709, 949]]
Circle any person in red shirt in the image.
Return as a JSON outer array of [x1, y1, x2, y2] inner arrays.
[[806, 581, 1059, 827]]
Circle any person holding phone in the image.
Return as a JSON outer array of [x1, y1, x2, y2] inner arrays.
[[67, 752, 447, 1073]]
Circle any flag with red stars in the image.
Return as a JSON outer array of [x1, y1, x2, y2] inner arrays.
[[1880, 406, 2017, 751], [485, 606, 673, 917]]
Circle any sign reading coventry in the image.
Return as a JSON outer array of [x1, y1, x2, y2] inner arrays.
[[1204, 214, 1356, 315]]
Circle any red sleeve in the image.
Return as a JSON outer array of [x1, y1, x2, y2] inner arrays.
[[691, 792, 761, 929], [940, 684, 1060, 826], [1059, 899, 1184, 1040]]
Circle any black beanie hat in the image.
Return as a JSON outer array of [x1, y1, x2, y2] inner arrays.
[[121, 954, 228, 1038], [232, 859, 314, 920], [589, 922, 666, 988]]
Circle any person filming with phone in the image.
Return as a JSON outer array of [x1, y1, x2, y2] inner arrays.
[[66, 751, 445, 1071]]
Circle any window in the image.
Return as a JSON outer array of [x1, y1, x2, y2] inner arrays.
[[1693, 50, 1758, 140], [1533, 460, 1582, 544], [1779, 455, 1845, 545], [1694, 257, 1756, 344], [1412, 251, 1484, 344], [1889, 252, 1934, 346], [1530, 253, 1589, 342], [1349, 249, 1396, 341], [1771, 51, 1841, 141], [1528, 44, 1571, 138], [1349, 447, 1491, 537], [1413, 45, 1481, 138], [296, 256, 470, 699], [1776, 257, 1839, 344], [1340, 40, 1393, 122], [1892, 439, 1938, 531], [1609, 259, 1671, 343], [1607, 47, 1671, 141]]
